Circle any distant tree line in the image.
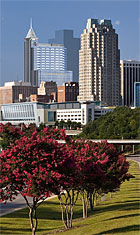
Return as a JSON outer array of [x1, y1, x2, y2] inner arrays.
[[80, 107, 140, 140], [55, 120, 82, 130]]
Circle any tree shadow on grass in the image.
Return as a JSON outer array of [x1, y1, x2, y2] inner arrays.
[[88, 201, 140, 217], [105, 199, 139, 204], [2, 199, 83, 221], [3, 199, 139, 222], [103, 213, 140, 221], [94, 224, 140, 234], [0, 226, 61, 234]]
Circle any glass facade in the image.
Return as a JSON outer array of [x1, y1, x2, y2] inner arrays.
[[38, 70, 72, 86], [32, 41, 73, 86], [34, 43, 67, 71], [48, 30, 80, 82], [48, 111, 56, 122], [24, 24, 74, 86], [134, 82, 140, 107]]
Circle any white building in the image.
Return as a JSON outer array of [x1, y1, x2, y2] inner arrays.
[[0, 101, 114, 126]]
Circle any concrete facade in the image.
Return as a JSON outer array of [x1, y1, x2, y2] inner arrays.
[[78, 19, 120, 106], [0, 101, 114, 126]]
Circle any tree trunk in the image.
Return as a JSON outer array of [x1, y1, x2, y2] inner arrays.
[[58, 190, 79, 229], [85, 199, 88, 218], [101, 193, 105, 201], [28, 205, 38, 235], [82, 192, 89, 218], [82, 194, 86, 219], [89, 192, 94, 211]]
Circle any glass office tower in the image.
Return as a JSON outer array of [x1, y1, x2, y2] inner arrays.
[[24, 21, 73, 86], [48, 30, 80, 82]]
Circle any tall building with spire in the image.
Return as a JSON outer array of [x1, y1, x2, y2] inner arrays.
[[77, 19, 121, 106], [24, 19, 38, 86], [24, 20, 73, 87]]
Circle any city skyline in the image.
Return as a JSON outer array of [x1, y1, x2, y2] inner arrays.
[[1, 0, 140, 85]]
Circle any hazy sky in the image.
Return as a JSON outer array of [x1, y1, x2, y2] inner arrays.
[[0, 0, 140, 85]]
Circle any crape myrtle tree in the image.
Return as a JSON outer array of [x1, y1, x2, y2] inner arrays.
[[0, 123, 133, 232], [0, 123, 23, 149], [67, 140, 133, 218], [0, 129, 69, 235], [0, 123, 68, 150], [82, 141, 133, 216], [67, 140, 106, 218], [56, 144, 80, 229]]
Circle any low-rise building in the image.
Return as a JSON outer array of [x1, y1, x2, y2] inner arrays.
[[57, 82, 79, 102], [0, 101, 114, 126], [0, 81, 37, 107]]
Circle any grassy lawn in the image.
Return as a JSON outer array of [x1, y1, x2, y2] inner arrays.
[[0, 160, 140, 235]]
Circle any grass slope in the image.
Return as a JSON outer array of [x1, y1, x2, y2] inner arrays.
[[0, 161, 140, 235]]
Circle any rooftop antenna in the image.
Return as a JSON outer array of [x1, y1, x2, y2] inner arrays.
[[30, 18, 32, 28]]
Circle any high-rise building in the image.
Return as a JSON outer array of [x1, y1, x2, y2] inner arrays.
[[48, 30, 80, 82], [134, 82, 140, 107], [24, 20, 38, 86], [77, 19, 120, 106], [120, 60, 140, 106], [57, 82, 79, 102], [24, 21, 73, 86]]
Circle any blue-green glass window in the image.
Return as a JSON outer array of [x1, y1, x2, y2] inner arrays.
[[48, 111, 56, 122]]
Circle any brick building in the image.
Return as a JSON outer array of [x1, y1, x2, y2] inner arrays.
[[57, 82, 79, 102], [0, 81, 37, 107]]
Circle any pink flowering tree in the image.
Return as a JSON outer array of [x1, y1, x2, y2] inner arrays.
[[41, 126, 69, 142], [0, 131, 65, 235], [83, 141, 133, 215], [0, 123, 69, 151], [56, 143, 80, 229], [66, 140, 105, 218], [0, 123, 23, 149], [67, 140, 133, 218]]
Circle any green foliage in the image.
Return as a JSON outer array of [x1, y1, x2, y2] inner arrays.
[[54, 120, 82, 130], [0, 161, 139, 235], [81, 107, 140, 139]]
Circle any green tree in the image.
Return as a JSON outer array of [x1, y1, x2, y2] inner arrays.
[[80, 107, 140, 140]]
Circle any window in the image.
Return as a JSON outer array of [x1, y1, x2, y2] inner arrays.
[[48, 111, 56, 122]]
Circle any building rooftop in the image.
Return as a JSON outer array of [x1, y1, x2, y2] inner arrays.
[[25, 19, 38, 39], [3, 81, 32, 87], [38, 43, 64, 47]]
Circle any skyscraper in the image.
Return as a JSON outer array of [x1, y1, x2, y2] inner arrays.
[[120, 60, 140, 106], [24, 20, 38, 86], [24, 21, 73, 87], [134, 82, 140, 107], [77, 19, 120, 106], [48, 30, 80, 82]]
